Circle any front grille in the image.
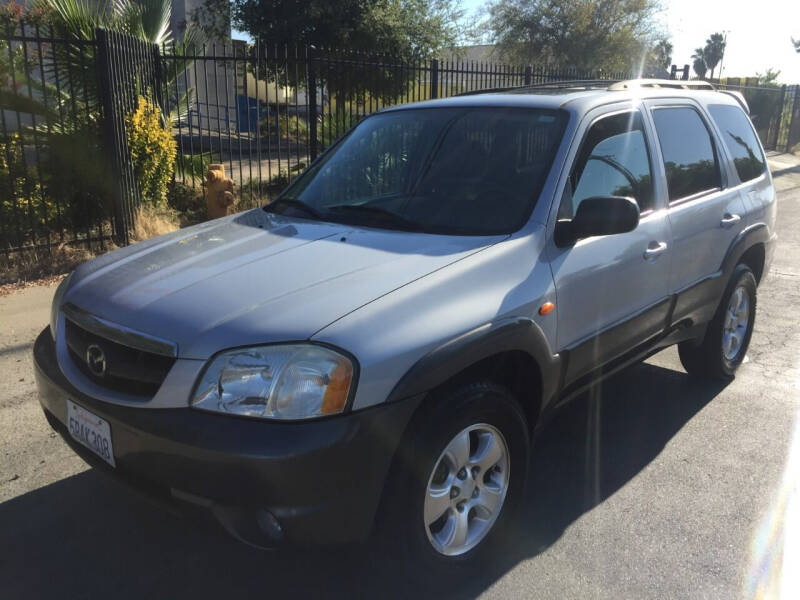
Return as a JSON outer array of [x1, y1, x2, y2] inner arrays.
[[64, 318, 176, 398]]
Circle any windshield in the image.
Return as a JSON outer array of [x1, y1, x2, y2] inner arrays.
[[267, 107, 568, 235]]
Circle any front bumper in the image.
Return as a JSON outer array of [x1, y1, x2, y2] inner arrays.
[[33, 328, 421, 547]]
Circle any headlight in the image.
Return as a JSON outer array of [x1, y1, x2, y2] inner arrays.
[[50, 272, 73, 340], [191, 344, 355, 420]]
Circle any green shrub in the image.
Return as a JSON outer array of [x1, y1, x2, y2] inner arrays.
[[259, 113, 310, 143], [166, 180, 205, 225], [319, 110, 359, 147], [126, 96, 176, 207], [236, 172, 292, 210], [0, 133, 56, 240], [175, 151, 221, 180]]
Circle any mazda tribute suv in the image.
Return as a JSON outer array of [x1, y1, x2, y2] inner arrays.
[[34, 79, 776, 573]]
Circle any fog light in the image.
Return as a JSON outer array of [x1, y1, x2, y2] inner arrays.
[[256, 509, 284, 541]]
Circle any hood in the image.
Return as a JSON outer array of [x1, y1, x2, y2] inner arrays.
[[64, 209, 503, 358]]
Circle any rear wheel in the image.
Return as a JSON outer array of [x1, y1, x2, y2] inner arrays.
[[678, 264, 757, 379], [377, 381, 529, 580]]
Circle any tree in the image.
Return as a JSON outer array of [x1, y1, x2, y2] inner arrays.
[[189, 0, 232, 41], [39, 0, 197, 47], [647, 38, 672, 70], [34, 0, 200, 125], [232, 0, 464, 60], [756, 68, 781, 86], [485, 0, 663, 72], [691, 47, 707, 79], [702, 32, 725, 79]]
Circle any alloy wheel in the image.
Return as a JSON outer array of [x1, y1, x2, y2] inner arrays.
[[722, 285, 750, 361], [423, 423, 510, 556]]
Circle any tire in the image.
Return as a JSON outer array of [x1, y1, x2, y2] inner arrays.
[[376, 381, 529, 583], [678, 264, 757, 379]]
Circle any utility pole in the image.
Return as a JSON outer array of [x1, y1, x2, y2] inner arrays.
[[718, 31, 730, 81]]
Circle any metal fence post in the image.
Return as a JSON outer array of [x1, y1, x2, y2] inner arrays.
[[152, 42, 164, 115], [95, 28, 128, 245], [785, 85, 799, 153], [430, 59, 439, 99], [524, 65, 532, 85], [770, 85, 787, 151], [307, 45, 318, 161]]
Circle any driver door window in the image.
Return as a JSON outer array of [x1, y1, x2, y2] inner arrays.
[[559, 111, 654, 219]]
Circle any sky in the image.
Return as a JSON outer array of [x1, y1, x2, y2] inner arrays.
[[232, 0, 800, 83], [461, 0, 800, 83]]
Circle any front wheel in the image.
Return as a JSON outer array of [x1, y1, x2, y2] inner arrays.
[[679, 264, 757, 379], [377, 381, 529, 579], [423, 421, 511, 556]]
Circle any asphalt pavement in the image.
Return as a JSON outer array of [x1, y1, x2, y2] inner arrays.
[[1, 154, 799, 599]]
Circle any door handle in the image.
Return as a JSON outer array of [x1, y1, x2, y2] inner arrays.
[[643, 241, 668, 260], [720, 213, 741, 228]]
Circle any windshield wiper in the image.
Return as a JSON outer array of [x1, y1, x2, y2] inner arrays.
[[265, 197, 323, 219], [326, 204, 425, 231]]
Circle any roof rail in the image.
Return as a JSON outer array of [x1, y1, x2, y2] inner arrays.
[[455, 79, 620, 97], [608, 79, 716, 91]]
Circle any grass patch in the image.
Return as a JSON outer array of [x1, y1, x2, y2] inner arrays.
[[0, 242, 112, 291], [131, 204, 180, 242]]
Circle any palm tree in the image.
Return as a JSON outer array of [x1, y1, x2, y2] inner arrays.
[[34, 0, 201, 125], [691, 48, 707, 79], [703, 33, 726, 79], [650, 39, 673, 70], [40, 0, 197, 47]]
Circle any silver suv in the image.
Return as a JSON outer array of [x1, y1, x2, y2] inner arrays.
[[34, 80, 776, 572]]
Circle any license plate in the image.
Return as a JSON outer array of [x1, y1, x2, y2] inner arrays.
[[67, 399, 115, 467]]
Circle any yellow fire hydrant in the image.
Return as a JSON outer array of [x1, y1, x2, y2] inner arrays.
[[204, 164, 236, 219]]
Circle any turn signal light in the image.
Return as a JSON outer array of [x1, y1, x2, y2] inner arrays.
[[321, 361, 353, 414], [539, 302, 555, 316]]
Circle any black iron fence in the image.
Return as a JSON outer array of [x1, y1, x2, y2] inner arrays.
[[716, 78, 799, 152], [160, 43, 630, 217], [2, 21, 799, 258], [95, 28, 163, 245], [0, 22, 113, 257]]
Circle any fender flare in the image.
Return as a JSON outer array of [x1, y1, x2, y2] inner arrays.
[[720, 222, 771, 281], [386, 317, 562, 412]]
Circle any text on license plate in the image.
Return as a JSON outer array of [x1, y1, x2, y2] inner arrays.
[[67, 399, 115, 467]]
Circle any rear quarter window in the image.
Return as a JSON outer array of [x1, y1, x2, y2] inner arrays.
[[651, 106, 722, 202], [708, 104, 766, 183]]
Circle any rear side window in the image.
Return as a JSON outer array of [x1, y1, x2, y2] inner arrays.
[[708, 104, 766, 182], [651, 107, 721, 202], [560, 111, 654, 219]]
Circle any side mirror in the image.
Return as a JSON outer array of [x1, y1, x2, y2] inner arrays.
[[555, 196, 640, 246]]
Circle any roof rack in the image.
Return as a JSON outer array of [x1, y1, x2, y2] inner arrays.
[[607, 79, 716, 91], [455, 79, 620, 97], [453, 78, 717, 99]]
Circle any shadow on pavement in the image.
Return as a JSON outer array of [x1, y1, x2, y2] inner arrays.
[[0, 360, 728, 599]]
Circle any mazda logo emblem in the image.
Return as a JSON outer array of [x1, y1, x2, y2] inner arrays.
[[85, 344, 107, 377]]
